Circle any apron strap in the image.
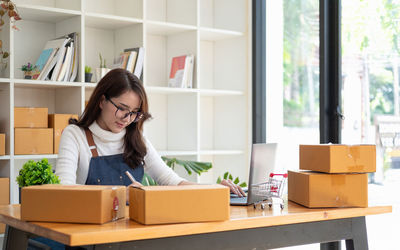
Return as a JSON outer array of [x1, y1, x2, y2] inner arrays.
[[84, 128, 99, 158]]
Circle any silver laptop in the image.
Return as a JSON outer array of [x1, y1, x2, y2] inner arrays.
[[230, 143, 278, 205]]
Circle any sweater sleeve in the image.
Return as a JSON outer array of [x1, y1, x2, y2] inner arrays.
[[55, 125, 80, 185], [143, 137, 186, 186]]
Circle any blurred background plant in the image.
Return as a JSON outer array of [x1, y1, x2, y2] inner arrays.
[[0, 0, 21, 72]]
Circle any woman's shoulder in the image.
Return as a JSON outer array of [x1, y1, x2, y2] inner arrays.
[[62, 124, 85, 138]]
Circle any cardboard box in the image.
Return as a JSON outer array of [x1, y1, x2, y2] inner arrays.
[[14, 107, 48, 128], [300, 144, 376, 173], [0, 178, 10, 234], [48, 114, 78, 153], [288, 170, 368, 208], [0, 133, 5, 155], [130, 185, 230, 225], [21, 185, 126, 224], [14, 128, 53, 155]]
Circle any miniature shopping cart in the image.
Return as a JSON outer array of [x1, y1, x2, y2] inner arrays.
[[251, 173, 288, 210]]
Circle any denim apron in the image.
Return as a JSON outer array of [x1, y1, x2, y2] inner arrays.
[[28, 128, 144, 250], [83, 128, 144, 185]]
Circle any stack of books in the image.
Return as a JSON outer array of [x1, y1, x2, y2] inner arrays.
[[168, 54, 194, 88], [112, 47, 145, 79], [34, 32, 79, 82]]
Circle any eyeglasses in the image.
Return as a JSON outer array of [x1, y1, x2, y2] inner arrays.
[[106, 96, 144, 123]]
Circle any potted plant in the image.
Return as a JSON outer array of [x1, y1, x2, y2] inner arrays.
[[0, 0, 21, 77], [141, 157, 212, 186], [16, 158, 60, 202], [21, 62, 38, 79], [95, 53, 110, 82], [85, 65, 92, 82]]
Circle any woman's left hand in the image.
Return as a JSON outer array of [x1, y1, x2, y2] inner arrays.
[[220, 179, 246, 197]]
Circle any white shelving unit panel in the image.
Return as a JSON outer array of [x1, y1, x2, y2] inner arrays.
[[85, 13, 142, 30], [17, 4, 81, 23], [13, 154, 58, 160], [0, 0, 250, 204]]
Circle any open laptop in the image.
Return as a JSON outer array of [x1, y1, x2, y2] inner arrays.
[[230, 143, 278, 205]]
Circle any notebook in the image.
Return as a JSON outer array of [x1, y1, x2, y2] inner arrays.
[[230, 143, 278, 205]]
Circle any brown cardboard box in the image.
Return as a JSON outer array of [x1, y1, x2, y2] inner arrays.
[[288, 170, 368, 208], [14, 107, 48, 128], [14, 128, 53, 155], [0, 178, 10, 233], [21, 185, 126, 224], [299, 144, 376, 173], [130, 185, 230, 225], [0, 133, 5, 155], [48, 114, 78, 153]]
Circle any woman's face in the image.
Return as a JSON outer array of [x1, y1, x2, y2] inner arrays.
[[97, 90, 141, 133]]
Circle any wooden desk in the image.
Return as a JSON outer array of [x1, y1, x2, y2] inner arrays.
[[0, 201, 391, 250]]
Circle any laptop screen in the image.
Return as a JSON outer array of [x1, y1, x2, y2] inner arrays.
[[247, 143, 278, 204]]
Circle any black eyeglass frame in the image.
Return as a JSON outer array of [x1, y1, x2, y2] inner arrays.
[[105, 95, 144, 123]]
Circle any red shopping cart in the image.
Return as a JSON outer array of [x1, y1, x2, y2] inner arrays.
[[251, 173, 288, 209]]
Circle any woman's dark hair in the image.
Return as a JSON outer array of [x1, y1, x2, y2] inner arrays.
[[70, 68, 152, 168]]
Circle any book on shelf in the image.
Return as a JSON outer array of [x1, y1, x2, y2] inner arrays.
[[124, 47, 144, 79], [35, 32, 79, 82], [126, 50, 138, 73], [35, 37, 67, 80], [168, 54, 194, 88]]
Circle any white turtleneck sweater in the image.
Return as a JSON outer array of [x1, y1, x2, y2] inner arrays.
[[55, 121, 185, 185]]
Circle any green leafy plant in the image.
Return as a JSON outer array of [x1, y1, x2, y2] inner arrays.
[[20, 62, 37, 72], [141, 156, 212, 186], [85, 65, 92, 74], [99, 53, 106, 68], [16, 159, 60, 187], [216, 172, 247, 188]]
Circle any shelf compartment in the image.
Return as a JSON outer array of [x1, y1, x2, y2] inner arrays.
[[199, 27, 244, 41], [199, 37, 247, 91], [146, 21, 196, 36], [17, 4, 81, 23], [85, 12, 142, 30], [85, 23, 143, 83], [146, 31, 197, 88], [14, 86, 82, 115], [85, 0, 143, 20], [200, 0, 247, 33], [145, 93, 197, 152], [200, 96, 248, 151], [146, 0, 196, 26]]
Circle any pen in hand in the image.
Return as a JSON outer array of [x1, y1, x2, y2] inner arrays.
[[125, 171, 136, 183]]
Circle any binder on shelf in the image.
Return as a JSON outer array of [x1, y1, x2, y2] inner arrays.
[[124, 47, 144, 79], [36, 38, 67, 80], [126, 50, 138, 73], [36, 32, 78, 82]]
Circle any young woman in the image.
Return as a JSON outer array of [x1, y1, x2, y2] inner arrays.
[[55, 68, 245, 196]]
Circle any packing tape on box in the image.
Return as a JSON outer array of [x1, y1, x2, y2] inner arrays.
[[331, 175, 346, 186], [346, 145, 365, 172], [111, 186, 120, 221]]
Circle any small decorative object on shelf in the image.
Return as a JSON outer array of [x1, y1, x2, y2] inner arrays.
[[21, 62, 39, 79], [85, 65, 93, 82], [96, 52, 110, 82], [0, 0, 21, 77]]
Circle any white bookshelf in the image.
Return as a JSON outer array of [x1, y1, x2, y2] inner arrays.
[[0, 0, 251, 204]]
